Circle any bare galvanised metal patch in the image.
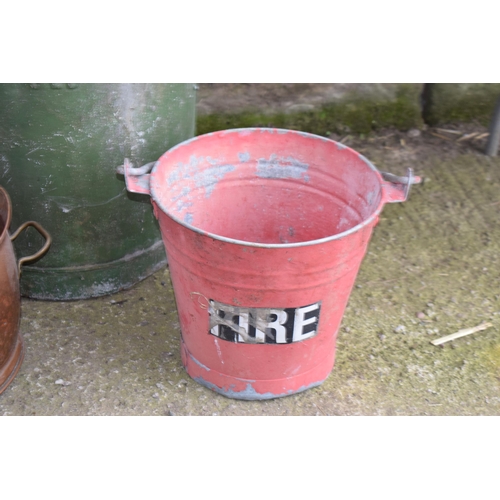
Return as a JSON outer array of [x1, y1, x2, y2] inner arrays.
[[208, 299, 321, 344]]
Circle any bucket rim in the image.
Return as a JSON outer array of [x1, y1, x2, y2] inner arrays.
[[151, 127, 387, 249]]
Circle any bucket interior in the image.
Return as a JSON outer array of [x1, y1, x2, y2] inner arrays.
[[152, 129, 384, 245]]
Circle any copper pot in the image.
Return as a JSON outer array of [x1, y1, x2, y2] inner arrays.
[[0, 186, 51, 394]]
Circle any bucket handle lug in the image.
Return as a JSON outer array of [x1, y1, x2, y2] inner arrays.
[[117, 158, 157, 195], [10, 221, 52, 276], [380, 168, 421, 203]]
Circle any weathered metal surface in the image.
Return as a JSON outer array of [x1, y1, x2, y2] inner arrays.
[[0, 186, 51, 394], [121, 128, 419, 400], [9, 221, 51, 275], [485, 96, 500, 156], [0, 83, 196, 299]]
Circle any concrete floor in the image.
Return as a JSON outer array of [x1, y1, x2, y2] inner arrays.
[[2, 126, 500, 415]]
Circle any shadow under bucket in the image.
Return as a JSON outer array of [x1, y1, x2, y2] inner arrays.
[[120, 128, 420, 400]]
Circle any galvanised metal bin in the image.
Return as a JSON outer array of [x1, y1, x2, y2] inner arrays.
[[0, 83, 196, 299]]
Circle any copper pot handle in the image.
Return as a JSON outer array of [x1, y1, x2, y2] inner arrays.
[[10, 221, 52, 276]]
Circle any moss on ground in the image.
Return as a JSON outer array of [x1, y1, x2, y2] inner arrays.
[[196, 84, 423, 136], [423, 83, 500, 126]]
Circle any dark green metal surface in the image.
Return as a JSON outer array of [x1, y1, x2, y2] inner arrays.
[[0, 83, 196, 300]]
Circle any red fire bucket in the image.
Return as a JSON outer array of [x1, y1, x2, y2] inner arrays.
[[120, 128, 420, 400]]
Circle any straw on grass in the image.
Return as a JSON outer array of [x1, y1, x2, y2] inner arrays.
[[474, 132, 490, 140], [430, 132, 452, 140], [436, 128, 463, 135], [457, 132, 480, 142], [431, 322, 493, 346]]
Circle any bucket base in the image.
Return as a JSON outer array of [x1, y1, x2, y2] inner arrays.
[[193, 376, 326, 401], [19, 240, 167, 300], [181, 340, 331, 401], [0, 334, 25, 395]]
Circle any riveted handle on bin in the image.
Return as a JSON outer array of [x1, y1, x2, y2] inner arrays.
[[381, 168, 421, 203], [10, 221, 52, 276], [116, 158, 157, 195]]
